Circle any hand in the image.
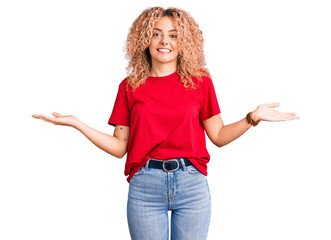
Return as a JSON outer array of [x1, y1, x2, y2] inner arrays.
[[32, 112, 80, 128], [252, 103, 300, 122]]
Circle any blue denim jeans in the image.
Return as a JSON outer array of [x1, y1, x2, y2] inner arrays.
[[127, 158, 211, 240]]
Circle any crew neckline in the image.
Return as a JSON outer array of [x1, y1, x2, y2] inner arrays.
[[147, 71, 179, 80]]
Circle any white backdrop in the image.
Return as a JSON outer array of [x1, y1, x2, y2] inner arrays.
[[1, 0, 330, 239]]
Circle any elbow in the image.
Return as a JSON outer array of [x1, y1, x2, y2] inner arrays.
[[212, 135, 224, 148], [215, 142, 224, 148], [215, 139, 230, 148], [211, 139, 223, 148], [214, 127, 224, 148], [111, 138, 128, 159], [118, 152, 126, 159], [213, 137, 226, 148], [109, 149, 126, 159], [113, 154, 122, 159], [117, 149, 127, 159]]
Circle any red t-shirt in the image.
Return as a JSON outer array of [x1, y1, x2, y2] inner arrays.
[[108, 71, 221, 182]]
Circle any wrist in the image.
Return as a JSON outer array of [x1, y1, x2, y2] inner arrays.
[[251, 110, 260, 122], [72, 118, 84, 130], [246, 111, 260, 127]]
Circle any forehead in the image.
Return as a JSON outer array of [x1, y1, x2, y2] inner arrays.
[[153, 16, 176, 30]]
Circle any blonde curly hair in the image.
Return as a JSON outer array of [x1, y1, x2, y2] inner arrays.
[[125, 7, 211, 91]]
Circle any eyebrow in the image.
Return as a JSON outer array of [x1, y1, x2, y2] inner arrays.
[[153, 28, 177, 32]]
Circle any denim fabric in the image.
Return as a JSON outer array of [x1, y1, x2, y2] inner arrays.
[[127, 158, 211, 240]]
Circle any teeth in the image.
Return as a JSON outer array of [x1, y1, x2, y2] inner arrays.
[[158, 49, 171, 53]]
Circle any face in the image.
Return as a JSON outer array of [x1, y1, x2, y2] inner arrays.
[[148, 16, 179, 66]]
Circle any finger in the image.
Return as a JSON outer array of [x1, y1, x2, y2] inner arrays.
[[280, 112, 296, 116], [290, 113, 300, 119], [282, 112, 299, 118], [265, 102, 280, 108], [32, 114, 46, 120], [279, 115, 300, 121], [39, 114, 51, 121], [287, 114, 300, 119], [32, 114, 58, 125], [39, 114, 57, 123]]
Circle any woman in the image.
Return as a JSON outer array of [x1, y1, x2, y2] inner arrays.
[[32, 7, 299, 240]]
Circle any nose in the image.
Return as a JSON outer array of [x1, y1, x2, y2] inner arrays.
[[160, 35, 169, 45]]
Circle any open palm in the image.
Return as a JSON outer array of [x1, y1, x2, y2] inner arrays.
[[254, 103, 299, 122], [32, 112, 79, 127]]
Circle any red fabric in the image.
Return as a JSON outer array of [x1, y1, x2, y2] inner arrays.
[[108, 71, 221, 182]]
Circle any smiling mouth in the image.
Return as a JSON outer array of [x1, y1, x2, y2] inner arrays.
[[157, 48, 172, 53]]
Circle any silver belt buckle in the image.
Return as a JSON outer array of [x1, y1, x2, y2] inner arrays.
[[162, 159, 179, 172]]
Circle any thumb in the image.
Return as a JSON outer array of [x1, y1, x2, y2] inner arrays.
[[52, 112, 63, 117], [265, 102, 280, 108]]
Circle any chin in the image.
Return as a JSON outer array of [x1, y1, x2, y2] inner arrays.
[[153, 55, 178, 64], [157, 59, 177, 64]]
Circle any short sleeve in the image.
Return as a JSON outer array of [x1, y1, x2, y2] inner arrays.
[[199, 76, 221, 121], [108, 80, 131, 127]]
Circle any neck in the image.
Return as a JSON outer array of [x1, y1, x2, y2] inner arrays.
[[149, 60, 177, 77]]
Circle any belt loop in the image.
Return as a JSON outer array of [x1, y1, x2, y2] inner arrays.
[[145, 158, 151, 169], [179, 158, 187, 171]]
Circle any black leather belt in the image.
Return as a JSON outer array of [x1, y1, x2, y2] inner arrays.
[[147, 158, 192, 172]]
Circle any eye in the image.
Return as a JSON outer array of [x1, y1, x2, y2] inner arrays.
[[152, 33, 161, 37], [170, 35, 177, 39]]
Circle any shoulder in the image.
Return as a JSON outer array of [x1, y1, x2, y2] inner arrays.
[[119, 78, 128, 87], [191, 69, 212, 83], [118, 77, 132, 92], [191, 73, 217, 97], [192, 74, 213, 89]]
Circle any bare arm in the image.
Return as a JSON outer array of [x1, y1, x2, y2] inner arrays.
[[203, 114, 251, 148], [203, 103, 299, 148], [74, 121, 130, 158], [32, 112, 130, 158]]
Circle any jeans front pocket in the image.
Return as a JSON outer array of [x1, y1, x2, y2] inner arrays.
[[186, 164, 202, 175], [133, 166, 147, 177]]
